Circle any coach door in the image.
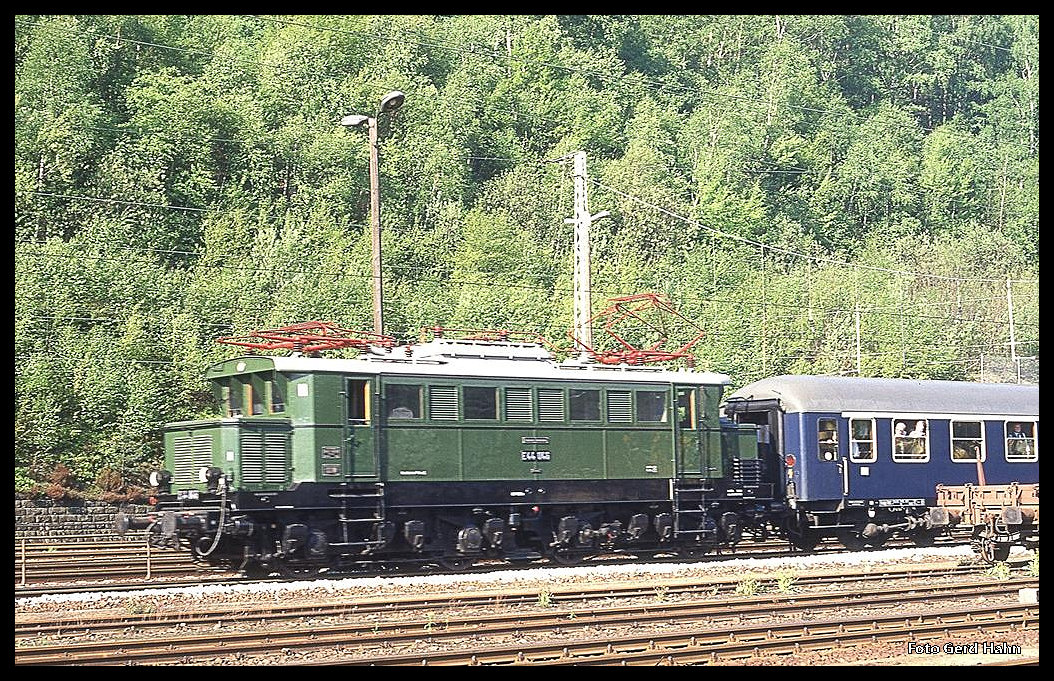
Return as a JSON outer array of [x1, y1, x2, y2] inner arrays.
[[344, 376, 379, 479], [816, 416, 850, 499]]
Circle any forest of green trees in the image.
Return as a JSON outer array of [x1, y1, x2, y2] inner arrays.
[[14, 15, 1038, 496]]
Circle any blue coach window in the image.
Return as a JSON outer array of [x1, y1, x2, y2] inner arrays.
[[951, 421, 984, 462], [849, 418, 875, 463], [818, 418, 838, 461], [893, 419, 929, 462], [1005, 421, 1038, 462]]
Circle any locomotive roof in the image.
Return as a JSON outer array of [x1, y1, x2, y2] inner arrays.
[[209, 339, 731, 386], [724, 374, 1038, 417]]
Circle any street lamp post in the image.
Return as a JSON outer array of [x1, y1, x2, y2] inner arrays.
[[341, 90, 405, 337]]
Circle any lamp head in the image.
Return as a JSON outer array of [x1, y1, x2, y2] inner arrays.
[[379, 90, 405, 114], [340, 114, 370, 128]]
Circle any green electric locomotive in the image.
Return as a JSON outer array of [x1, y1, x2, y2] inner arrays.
[[118, 336, 774, 575]]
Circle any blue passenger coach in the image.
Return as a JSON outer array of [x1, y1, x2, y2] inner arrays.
[[723, 375, 1038, 550]]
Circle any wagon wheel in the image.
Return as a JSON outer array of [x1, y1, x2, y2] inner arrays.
[[979, 537, 997, 563], [979, 538, 1011, 563], [909, 528, 940, 548], [838, 532, 868, 551], [788, 529, 820, 552], [863, 534, 888, 549]]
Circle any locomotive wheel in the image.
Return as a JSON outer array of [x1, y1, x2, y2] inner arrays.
[[676, 545, 709, 559], [241, 560, 274, 579], [549, 548, 585, 566], [438, 556, 473, 571], [276, 562, 332, 579]]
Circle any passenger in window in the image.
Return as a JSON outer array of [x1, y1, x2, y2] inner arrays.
[[895, 422, 908, 437], [1009, 423, 1028, 438], [909, 420, 926, 438]]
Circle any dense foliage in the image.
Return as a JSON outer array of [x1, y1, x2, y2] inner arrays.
[[14, 15, 1039, 493]]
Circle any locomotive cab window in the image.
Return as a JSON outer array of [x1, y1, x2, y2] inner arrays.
[[817, 418, 838, 461], [249, 375, 265, 415], [1005, 421, 1037, 462], [636, 390, 668, 423], [950, 420, 984, 462], [893, 418, 929, 462], [387, 384, 422, 419], [570, 389, 601, 421], [849, 418, 875, 463], [464, 386, 498, 420], [347, 379, 370, 424], [267, 377, 285, 414], [226, 379, 243, 416]]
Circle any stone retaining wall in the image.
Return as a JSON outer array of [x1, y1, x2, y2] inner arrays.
[[15, 499, 152, 542]]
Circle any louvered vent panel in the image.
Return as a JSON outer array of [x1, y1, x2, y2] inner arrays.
[[429, 386, 459, 420], [173, 436, 195, 485], [538, 389, 565, 421], [264, 432, 288, 484], [173, 435, 213, 485], [607, 391, 632, 422], [505, 388, 533, 421], [240, 432, 264, 484]]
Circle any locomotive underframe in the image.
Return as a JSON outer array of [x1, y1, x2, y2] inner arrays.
[[130, 478, 778, 574]]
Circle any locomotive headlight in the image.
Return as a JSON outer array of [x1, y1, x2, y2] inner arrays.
[[149, 470, 173, 488], [822, 452, 835, 461], [198, 467, 211, 483]]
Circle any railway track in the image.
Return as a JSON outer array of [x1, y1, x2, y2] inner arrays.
[[15, 566, 1036, 665], [12, 532, 969, 591], [13, 563, 1006, 637], [14, 536, 206, 584]]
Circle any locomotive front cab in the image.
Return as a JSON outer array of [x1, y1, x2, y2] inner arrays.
[[119, 357, 296, 566]]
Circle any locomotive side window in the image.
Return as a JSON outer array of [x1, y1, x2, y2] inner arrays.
[[676, 388, 696, 429], [347, 379, 370, 424], [387, 384, 422, 419], [950, 420, 984, 462], [636, 390, 667, 423], [817, 418, 838, 461], [1005, 421, 1037, 462], [849, 418, 875, 463], [464, 386, 498, 420], [570, 389, 601, 421], [893, 418, 929, 462]]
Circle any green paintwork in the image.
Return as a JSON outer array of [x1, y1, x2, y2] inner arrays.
[[163, 417, 291, 491], [166, 362, 742, 490], [205, 357, 276, 379]]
